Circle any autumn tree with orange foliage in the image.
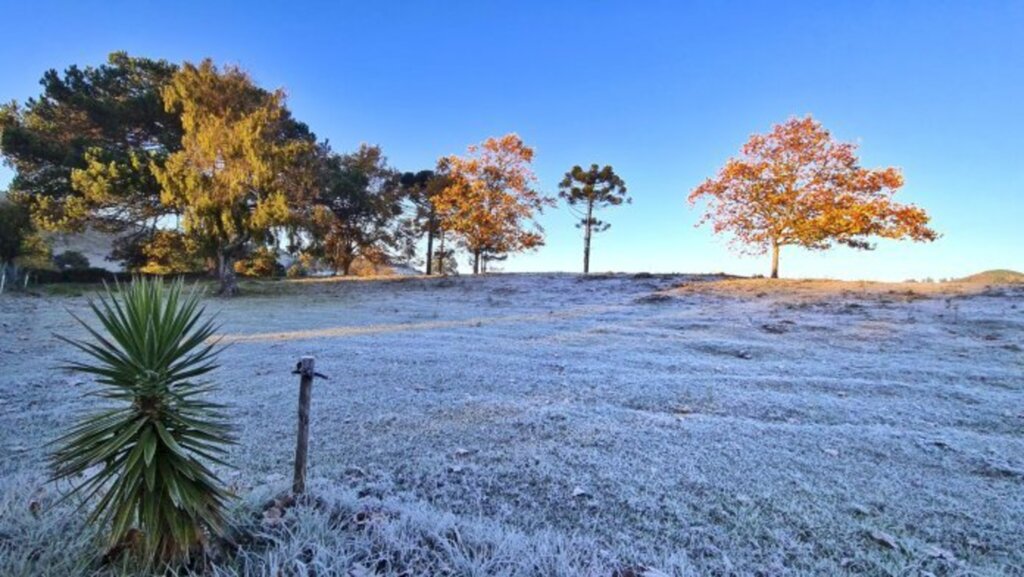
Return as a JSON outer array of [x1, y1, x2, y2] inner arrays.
[[433, 134, 553, 274], [689, 116, 938, 278]]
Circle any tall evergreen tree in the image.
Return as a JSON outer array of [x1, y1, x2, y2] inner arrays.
[[558, 164, 629, 274], [0, 52, 182, 264], [400, 170, 445, 275]]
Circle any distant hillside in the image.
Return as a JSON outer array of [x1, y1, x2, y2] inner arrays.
[[48, 229, 120, 271], [958, 269, 1024, 284]]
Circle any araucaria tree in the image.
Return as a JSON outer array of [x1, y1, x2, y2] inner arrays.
[[689, 116, 938, 278], [433, 134, 552, 274], [154, 60, 317, 295], [400, 170, 444, 275], [559, 164, 629, 274]]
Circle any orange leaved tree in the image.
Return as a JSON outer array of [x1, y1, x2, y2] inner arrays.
[[689, 116, 938, 278], [433, 134, 553, 274]]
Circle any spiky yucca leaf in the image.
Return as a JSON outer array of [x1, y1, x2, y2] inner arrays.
[[49, 277, 234, 564]]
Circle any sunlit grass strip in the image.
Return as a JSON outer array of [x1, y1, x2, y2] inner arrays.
[[214, 304, 628, 343]]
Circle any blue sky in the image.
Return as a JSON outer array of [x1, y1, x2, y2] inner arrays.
[[1, 1, 1021, 279]]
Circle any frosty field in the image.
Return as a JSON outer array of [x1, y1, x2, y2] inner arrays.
[[1, 273, 1021, 576]]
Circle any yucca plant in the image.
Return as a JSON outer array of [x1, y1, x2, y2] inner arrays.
[[49, 277, 234, 566]]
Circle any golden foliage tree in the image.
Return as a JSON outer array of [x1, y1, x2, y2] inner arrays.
[[153, 60, 317, 295], [689, 116, 938, 278], [433, 134, 552, 274], [137, 230, 205, 276]]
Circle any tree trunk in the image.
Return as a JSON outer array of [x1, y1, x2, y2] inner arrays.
[[583, 201, 593, 274], [770, 243, 780, 279], [0, 262, 7, 295], [437, 229, 446, 276], [338, 240, 356, 276], [472, 249, 480, 275], [217, 251, 239, 296], [425, 212, 435, 275]]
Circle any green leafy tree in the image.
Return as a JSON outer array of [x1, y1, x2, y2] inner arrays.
[[558, 164, 629, 274], [0, 194, 33, 274], [0, 53, 182, 265], [153, 59, 317, 295], [0, 193, 50, 292], [313, 144, 408, 275], [50, 278, 233, 566]]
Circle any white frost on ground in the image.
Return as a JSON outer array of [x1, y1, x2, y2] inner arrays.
[[0, 273, 1021, 576]]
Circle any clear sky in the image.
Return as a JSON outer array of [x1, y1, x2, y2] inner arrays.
[[1, 1, 1021, 280]]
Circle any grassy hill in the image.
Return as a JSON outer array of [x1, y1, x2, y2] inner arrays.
[[958, 269, 1024, 284]]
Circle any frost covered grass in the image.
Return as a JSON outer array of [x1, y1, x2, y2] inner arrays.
[[1, 273, 1022, 575], [0, 472, 641, 576]]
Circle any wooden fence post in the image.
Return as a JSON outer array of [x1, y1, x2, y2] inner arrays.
[[292, 356, 315, 495]]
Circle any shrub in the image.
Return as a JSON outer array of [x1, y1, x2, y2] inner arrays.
[[29, 267, 130, 284], [286, 263, 307, 278], [234, 246, 282, 277], [53, 251, 90, 271], [138, 230, 206, 275], [49, 277, 234, 566]]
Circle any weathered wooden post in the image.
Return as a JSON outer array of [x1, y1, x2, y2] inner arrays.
[[291, 356, 327, 495]]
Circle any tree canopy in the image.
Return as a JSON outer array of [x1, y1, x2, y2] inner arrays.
[[689, 116, 938, 278], [0, 194, 32, 267], [311, 144, 409, 275]]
